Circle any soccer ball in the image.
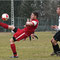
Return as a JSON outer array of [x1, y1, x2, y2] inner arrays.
[[2, 13, 9, 21]]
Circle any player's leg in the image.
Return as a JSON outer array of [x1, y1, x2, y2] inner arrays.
[[10, 38, 18, 58], [31, 34, 38, 39], [0, 22, 15, 30], [31, 34, 35, 39], [8, 25, 15, 30], [29, 32, 34, 41], [0, 22, 20, 58], [29, 36, 31, 41], [10, 30, 28, 58], [51, 31, 60, 56], [51, 38, 60, 55], [10, 28, 21, 58], [29, 34, 38, 41], [0, 22, 8, 29], [34, 34, 38, 39]]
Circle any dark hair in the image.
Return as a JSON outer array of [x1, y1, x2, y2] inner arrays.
[[33, 12, 38, 18]]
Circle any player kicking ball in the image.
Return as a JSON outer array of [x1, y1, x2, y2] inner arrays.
[[51, 5, 60, 56], [0, 12, 39, 58]]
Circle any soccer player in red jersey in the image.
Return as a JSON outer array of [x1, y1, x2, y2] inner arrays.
[[0, 12, 39, 58], [24, 19, 38, 41]]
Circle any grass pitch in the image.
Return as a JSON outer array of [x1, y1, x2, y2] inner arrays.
[[0, 32, 60, 60]]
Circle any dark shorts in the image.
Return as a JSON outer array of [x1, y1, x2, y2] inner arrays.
[[53, 31, 60, 41]]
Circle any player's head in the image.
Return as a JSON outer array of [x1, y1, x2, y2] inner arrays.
[[56, 5, 60, 15], [30, 12, 38, 19]]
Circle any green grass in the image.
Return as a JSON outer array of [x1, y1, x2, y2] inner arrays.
[[0, 32, 60, 60]]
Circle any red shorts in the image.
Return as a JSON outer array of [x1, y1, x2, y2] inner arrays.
[[13, 28, 28, 41]]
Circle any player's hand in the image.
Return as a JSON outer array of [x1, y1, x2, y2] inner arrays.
[[27, 18, 30, 22], [51, 25, 58, 29]]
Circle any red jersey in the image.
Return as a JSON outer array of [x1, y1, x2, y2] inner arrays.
[[23, 19, 39, 36], [13, 19, 39, 41]]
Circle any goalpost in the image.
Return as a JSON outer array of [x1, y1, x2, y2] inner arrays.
[[11, 0, 14, 33], [11, 0, 14, 26]]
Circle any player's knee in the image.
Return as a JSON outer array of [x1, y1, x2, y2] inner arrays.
[[51, 38, 57, 45], [51, 38, 55, 43], [8, 25, 15, 30], [31, 34, 34, 37], [31, 34, 34, 36], [10, 38, 14, 44]]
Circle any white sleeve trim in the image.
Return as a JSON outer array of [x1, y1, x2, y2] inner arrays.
[[55, 26, 60, 31], [58, 26, 60, 30], [32, 21, 37, 26]]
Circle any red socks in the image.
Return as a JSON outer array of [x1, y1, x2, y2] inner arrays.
[[11, 44, 17, 56], [0, 22, 8, 29]]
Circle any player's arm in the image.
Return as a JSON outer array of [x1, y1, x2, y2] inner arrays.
[[24, 18, 30, 27], [51, 25, 60, 30], [51, 25, 58, 29], [26, 22, 33, 26], [27, 18, 30, 22], [26, 21, 37, 26], [24, 22, 32, 27]]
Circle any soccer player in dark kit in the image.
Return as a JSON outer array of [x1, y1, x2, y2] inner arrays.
[[0, 12, 39, 58], [51, 5, 60, 56]]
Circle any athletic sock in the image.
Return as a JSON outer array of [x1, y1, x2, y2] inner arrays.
[[0, 22, 8, 29], [10, 44, 17, 56], [29, 36, 31, 41], [52, 44, 60, 53]]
